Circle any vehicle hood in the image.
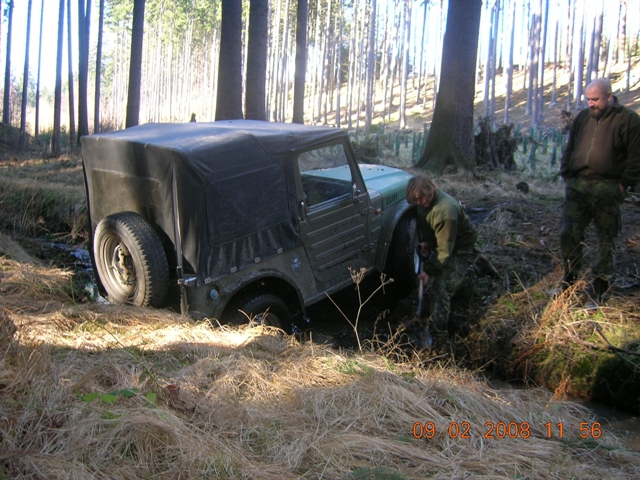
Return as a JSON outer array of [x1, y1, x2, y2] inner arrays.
[[359, 164, 412, 209]]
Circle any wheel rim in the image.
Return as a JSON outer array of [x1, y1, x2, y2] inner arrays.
[[251, 311, 282, 329], [101, 234, 137, 299]]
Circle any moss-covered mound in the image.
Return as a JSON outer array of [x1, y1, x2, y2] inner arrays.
[[467, 278, 640, 413]]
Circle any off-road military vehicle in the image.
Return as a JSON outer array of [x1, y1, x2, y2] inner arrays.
[[81, 120, 418, 331]]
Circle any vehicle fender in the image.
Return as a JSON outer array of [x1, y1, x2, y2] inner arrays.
[[374, 201, 416, 272], [189, 268, 305, 321]]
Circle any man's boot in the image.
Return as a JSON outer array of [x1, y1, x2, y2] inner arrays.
[[548, 272, 577, 297], [590, 277, 609, 302], [584, 277, 609, 311]]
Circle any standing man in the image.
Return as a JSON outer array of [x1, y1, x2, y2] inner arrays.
[[406, 175, 487, 345], [559, 78, 640, 304]]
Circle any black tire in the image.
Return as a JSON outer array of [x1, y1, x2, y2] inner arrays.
[[229, 293, 292, 333], [387, 214, 419, 288], [94, 212, 169, 308]]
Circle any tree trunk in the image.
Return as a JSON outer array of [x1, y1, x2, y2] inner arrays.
[[416, 1, 427, 104], [386, 3, 400, 125], [67, 0, 76, 145], [19, 0, 33, 150], [335, 0, 343, 127], [278, 0, 291, 122], [489, 0, 500, 125], [51, 0, 65, 155], [35, 0, 44, 137], [574, 5, 585, 109], [537, 0, 549, 125], [316, 1, 330, 124], [504, 0, 515, 125], [417, 0, 482, 172], [550, 12, 558, 106], [245, 0, 269, 120], [399, 0, 411, 130], [126, 0, 146, 127], [591, 3, 603, 81], [94, 0, 105, 133], [215, 0, 243, 120], [565, 0, 574, 109], [365, 0, 377, 131], [482, 1, 494, 119], [293, 0, 308, 124], [267, 0, 282, 121], [2, 0, 14, 125], [77, 0, 91, 141]]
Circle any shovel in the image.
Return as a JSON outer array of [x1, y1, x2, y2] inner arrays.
[[414, 245, 434, 349]]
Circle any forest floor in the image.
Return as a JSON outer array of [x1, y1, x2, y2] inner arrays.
[[1, 64, 640, 478]]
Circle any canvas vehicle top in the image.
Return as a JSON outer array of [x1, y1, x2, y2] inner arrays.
[[81, 120, 417, 330]]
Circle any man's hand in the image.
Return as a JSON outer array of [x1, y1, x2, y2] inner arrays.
[[418, 271, 430, 284]]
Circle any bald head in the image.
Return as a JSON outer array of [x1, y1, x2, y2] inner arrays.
[[587, 78, 612, 96], [585, 78, 613, 119]]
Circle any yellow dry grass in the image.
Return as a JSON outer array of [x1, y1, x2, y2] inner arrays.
[[1, 258, 640, 479]]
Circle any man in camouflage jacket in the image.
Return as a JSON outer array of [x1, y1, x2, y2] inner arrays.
[[406, 175, 479, 341], [559, 78, 640, 302]]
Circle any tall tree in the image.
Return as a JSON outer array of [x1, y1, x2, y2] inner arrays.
[[536, 0, 549, 125], [574, 4, 585, 109], [2, 0, 14, 125], [51, 0, 65, 155], [399, 0, 411, 129], [565, 0, 575, 109], [292, 0, 308, 124], [125, 0, 145, 128], [67, 0, 76, 145], [335, 0, 344, 127], [365, 0, 377, 131], [35, 0, 44, 137], [504, 0, 516, 124], [590, 2, 603, 82], [416, 0, 428, 104], [215, 0, 243, 120], [77, 0, 91, 140], [18, 0, 33, 149], [417, 0, 482, 171], [245, 0, 269, 120], [94, 0, 105, 133]]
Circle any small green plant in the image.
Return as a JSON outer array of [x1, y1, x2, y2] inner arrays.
[[335, 359, 374, 376], [80, 388, 159, 420]]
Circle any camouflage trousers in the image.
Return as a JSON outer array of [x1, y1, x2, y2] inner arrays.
[[424, 250, 477, 336], [560, 177, 623, 282]]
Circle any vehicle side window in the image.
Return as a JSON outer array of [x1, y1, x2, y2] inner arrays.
[[298, 144, 353, 206]]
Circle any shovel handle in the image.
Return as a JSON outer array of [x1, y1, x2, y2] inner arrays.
[[417, 277, 424, 316]]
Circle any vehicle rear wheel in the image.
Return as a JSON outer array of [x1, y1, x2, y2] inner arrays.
[[94, 212, 169, 308], [229, 293, 292, 333], [387, 214, 419, 288]]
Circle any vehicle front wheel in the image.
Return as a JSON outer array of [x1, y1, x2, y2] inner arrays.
[[229, 293, 292, 333], [94, 212, 169, 308], [387, 214, 419, 288]]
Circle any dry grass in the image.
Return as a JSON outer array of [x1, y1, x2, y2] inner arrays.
[[1, 258, 640, 479]]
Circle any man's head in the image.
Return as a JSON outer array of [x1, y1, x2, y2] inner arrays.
[[406, 174, 438, 207], [585, 78, 613, 119]]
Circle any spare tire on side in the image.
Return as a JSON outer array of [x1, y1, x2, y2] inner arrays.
[[94, 212, 169, 308]]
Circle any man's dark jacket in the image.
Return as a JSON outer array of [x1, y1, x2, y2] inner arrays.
[[560, 99, 640, 189]]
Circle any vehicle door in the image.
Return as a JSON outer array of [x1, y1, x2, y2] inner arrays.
[[293, 141, 373, 284]]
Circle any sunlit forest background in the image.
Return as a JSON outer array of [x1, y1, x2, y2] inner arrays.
[[1, 0, 639, 140]]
